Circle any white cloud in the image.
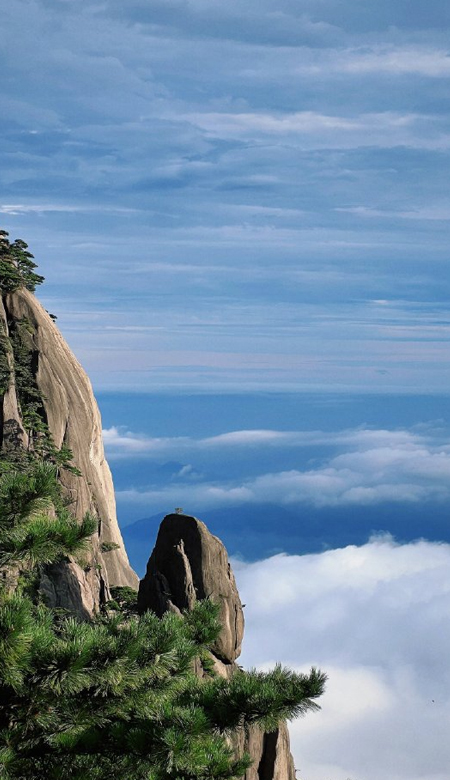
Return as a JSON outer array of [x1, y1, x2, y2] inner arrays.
[[181, 109, 450, 150], [110, 425, 450, 512], [202, 429, 309, 446], [336, 47, 450, 77], [294, 46, 450, 78], [105, 425, 440, 456], [0, 203, 137, 215], [102, 426, 191, 454], [234, 538, 450, 780], [103, 426, 314, 455], [337, 204, 450, 221]]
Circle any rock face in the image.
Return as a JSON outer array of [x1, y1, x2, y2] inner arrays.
[[0, 287, 138, 614], [138, 513, 296, 780], [138, 513, 244, 663]]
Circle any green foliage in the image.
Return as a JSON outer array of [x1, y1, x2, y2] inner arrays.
[[0, 463, 95, 569], [0, 321, 11, 396], [0, 460, 326, 780], [0, 597, 254, 780], [1, 314, 80, 474], [100, 541, 120, 553], [107, 585, 139, 616], [0, 230, 44, 294], [193, 665, 327, 734], [0, 230, 78, 477]]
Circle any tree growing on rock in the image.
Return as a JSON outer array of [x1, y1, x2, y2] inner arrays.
[[0, 230, 44, 294], [0, 461, 326, 780]]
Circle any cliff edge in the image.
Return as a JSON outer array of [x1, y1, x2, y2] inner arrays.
[[0, 287, 138, 613]]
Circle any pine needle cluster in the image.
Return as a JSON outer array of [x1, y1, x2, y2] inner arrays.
[[0, 231, 44, 294], [0, 461, 326, 780]]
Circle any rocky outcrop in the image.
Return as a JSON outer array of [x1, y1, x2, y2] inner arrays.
[[235, 723, 296, 780], [138, 513, 244, 663], [39, 561, 102, 621], [0, 287, 138, 613], [138, 512, 296, 780]]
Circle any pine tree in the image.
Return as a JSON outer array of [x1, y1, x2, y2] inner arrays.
[[0, 231, 44, 294], [0, 462, 326, 780]]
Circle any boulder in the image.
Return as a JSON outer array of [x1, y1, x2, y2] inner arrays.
[[138, 513, 244, 663], [138, 512, 296, 779]]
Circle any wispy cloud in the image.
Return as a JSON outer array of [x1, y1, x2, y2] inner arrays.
[[0, 204, 137, 215], [110, 425, 450, 512], [336, 204, 450, 221], [182, 110, 450, 150], [295, 46, 450, 78], [105, 424, 438, 456]]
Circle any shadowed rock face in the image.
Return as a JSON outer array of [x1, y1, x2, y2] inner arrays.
[[138, 513, 244, 663], [138, 513, 296, 780], [0, 288, 138, 614]]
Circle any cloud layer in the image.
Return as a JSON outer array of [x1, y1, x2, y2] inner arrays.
[[105, 424, 450, 514], [235, 537, 450, 780]]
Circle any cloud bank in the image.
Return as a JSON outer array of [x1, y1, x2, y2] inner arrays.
[[235, 537, 450, 780], [106, 424, 450, 513]]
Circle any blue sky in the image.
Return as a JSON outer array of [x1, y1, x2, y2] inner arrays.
[[2, 0, 450, 393], [2, 3, 450, 778]]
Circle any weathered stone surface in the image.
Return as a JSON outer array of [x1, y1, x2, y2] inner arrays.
[[239, 724, 296, 780], [0, 298, 28, 451], [139, 513, 297, 779], [0, 288, 138, 609], [138, 513, 244, 663], [39, 561, 101, 621]]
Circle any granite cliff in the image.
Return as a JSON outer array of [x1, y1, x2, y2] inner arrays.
[[0, 286, 138, 614]]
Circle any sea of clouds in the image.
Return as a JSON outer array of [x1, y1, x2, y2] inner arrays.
[[105, 418, 450, 778], [234, 537, 450, 780], [104, 424, 450, 513]]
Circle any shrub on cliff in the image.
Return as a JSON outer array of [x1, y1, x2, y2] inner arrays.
[[0, 231, 44, 294]]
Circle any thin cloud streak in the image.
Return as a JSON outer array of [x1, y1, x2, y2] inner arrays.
[[181, 110, 450, 150], [296, 46, 450, 77], [0, 204, 138, 215]]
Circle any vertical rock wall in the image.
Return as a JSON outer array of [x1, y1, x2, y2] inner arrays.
[[0, 288, 138, 615]]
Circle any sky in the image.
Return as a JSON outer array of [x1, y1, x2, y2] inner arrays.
[[2, 1, 450, 778], [2, 0, 450, 393]]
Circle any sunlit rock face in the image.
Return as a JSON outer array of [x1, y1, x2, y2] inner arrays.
[[0, 287, 138, 615], [138, 512, 296, 780]]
